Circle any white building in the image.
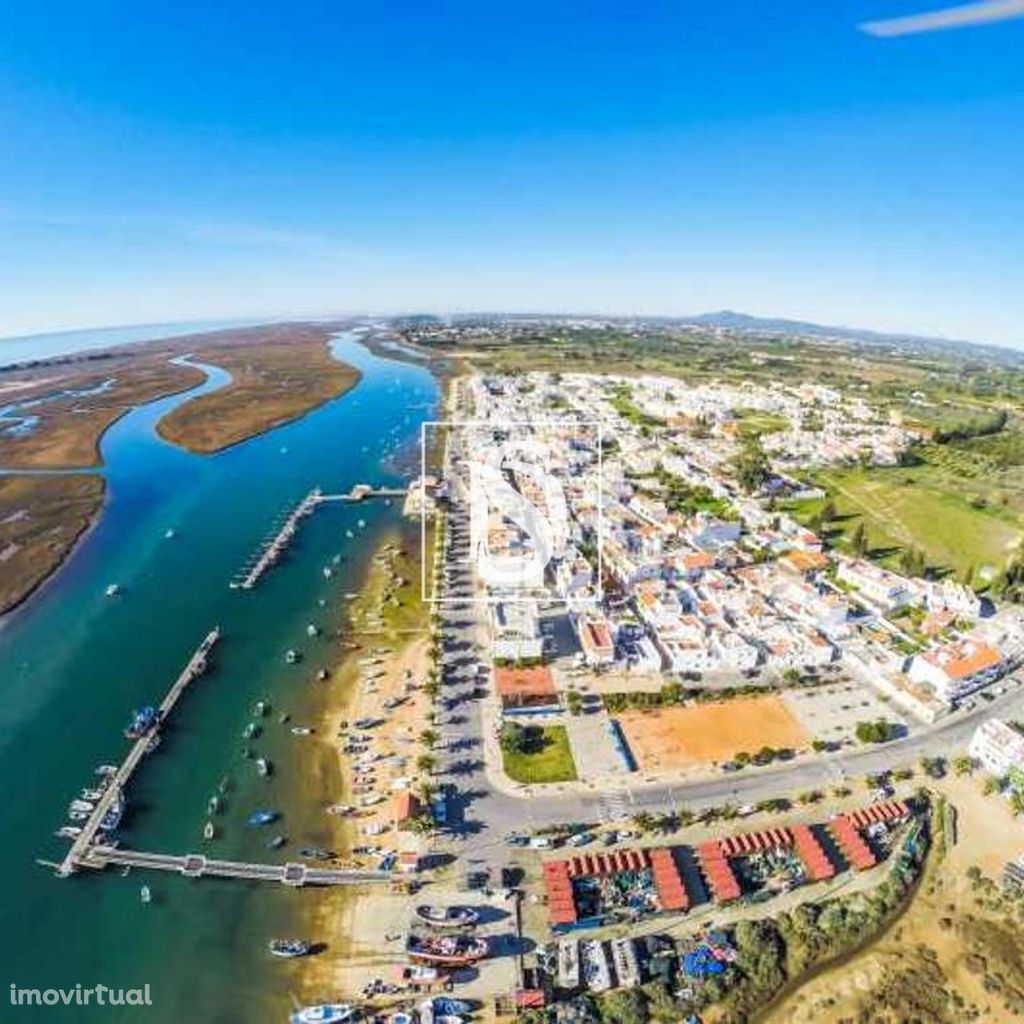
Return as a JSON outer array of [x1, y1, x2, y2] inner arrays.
[[908, 639, 1004, 701], [969, 719, 1024, 779], [491, 601, 544, 661]]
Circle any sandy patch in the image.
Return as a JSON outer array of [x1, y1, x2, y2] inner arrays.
[[617, 695, 809, 770]]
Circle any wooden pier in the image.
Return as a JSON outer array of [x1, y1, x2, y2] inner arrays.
[[78, 846, 389, 887], [56, 627, 221, 878], [230, 484, 408, 590]]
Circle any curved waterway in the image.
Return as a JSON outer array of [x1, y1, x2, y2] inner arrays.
[[0, 331, 439, 1022]]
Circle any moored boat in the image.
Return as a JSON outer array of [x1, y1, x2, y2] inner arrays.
[[124, 706, 158, 739], [414, 905, 479, 929], [248, 809, 279, 826], [406, 933, 488, 966], [268, 938, 312, 958], [256, 757, 273, 777], [289, 1005, 356, 1024]]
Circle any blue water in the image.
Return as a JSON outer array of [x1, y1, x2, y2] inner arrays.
[[0, 331, 439, 1022]]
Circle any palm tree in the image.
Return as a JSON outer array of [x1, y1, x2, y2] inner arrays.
[[631, 811, 656, 834], [420, 728, 440, 749], [416, 753, 438, 776]]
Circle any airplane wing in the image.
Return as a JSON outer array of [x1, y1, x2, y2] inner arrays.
[[860, 0, 1024, 36]]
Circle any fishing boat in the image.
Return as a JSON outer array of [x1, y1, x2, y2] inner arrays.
[[256, 757, 273, 777], [430, 999, 473, 1016], [105, 583, 121, 597], [140, 885, 151, 905], [55, 825, 82, 839], [254, 700, 270, 716], [100, 787, 125, 831], [306, 624, 319, 638], [316, 668, 329, 681], [291, 726, 313, 736], [123, 706, 158, 739], [164, 527, 176, 539], [406, 934, 488, 966], [268, 938, 312, 959], [203, 820, 216, 840], [285, 649, 301, 664], [414, 905, 480, 929], [243, 721, 261, 739], [208, 795, 222, 815], [81, 787, 104, 801], [298, 847, 333, 861], [247, 809, 279, 827], [289, 1005, 356, 1024], [69, 799, 94, 814], [68, 810, 90, 822], [95, 764, 118, 776], [266, 834, 288, 849], [323, 566, 333, 579]]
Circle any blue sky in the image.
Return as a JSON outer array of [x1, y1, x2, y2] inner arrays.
[[1, 1, 1022, 346]]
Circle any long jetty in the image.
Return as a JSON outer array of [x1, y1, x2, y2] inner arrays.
[[56, 627, 221, 877], [78, 846, 389, 887], [230, 483, 408, 590]]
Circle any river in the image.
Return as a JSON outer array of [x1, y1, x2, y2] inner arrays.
[[0, 328, 440, 1022]]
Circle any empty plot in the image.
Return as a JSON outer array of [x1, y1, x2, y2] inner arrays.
[[617, 695, 809, 771]]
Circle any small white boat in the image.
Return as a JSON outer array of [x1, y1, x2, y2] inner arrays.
[[256, 757, 272, 777], [140, 885, 152, 904], [203, 820, 216, 840], [306, 624, 319, 638], [291, 726, 314, 736], [289, 1005, 356, 1024], [164, 528, 176, 539], [105, 583, 121, 597]]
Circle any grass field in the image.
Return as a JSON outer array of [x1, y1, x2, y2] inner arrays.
[[791, 463, 1023, 581], [502, 725, 578, 784]]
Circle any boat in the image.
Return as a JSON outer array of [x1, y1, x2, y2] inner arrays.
[[267, 834, 288, 849], [279, 712, 290, 724], [316, 668, 329, 681], [298, 847, 333, 861], [95, 764, 118, 776], [405, 934, 488, 966], [247, 809, 279, 827], [100, 787, 125, 831], [285, 649, 300, 664], [68, 810, 90, 822], [289, 1005, 356, 1024], [414, 905, 480, 929], [56, 825, 82, 838], [123, 706, 159, 739], [307, 624, 319, 638], [105, 583, 121, 597], [164, 528, 176, 539], [291, 726, 313, 736], [323, 566, 333, 579], [69, 799, 94, 813], [430, 999, 473, 1017], [268, 938, 313, 959], [208, 795, 222, 815], [243, 722, 262, 739], [203, 820, 216, 840], [256, 757, 273, 777], [254, 700, 270, 716], [140, 885, 151, 904], [81, 787, 104, 800]]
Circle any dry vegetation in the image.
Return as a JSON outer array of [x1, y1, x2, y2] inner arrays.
[[155, 323, 360, 453], [0, 474, 105, 614], [0, 357, 205, 468]]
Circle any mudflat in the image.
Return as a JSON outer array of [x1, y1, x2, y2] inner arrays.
[[0, 355, 206, 469], [155, 323, 360, 453], [0, 474, 106, 614]]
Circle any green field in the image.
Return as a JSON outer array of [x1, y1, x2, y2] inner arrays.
[[792, 463, 1022, 581], [501, 725, 578, 784]]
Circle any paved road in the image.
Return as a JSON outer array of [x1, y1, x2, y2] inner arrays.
[[430, 428, 1024, 869]]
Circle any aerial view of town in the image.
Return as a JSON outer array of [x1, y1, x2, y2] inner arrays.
[[2, 3, 1024, 1024]]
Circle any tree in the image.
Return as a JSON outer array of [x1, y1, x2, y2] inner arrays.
[[601, 988, 649, 1024], [951, 755, 974, 777], [732, 436, 771, 494], [420, 728, 439, 749], [631, 811, 656, 834], [850, 520, 869, 556], [416, 753, 438, 776]]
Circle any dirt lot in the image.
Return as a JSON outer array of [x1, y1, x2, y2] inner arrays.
[[617, 695, 809, 770]]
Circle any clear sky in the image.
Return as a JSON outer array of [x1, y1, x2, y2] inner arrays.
[[1, 1, 1022, 347]]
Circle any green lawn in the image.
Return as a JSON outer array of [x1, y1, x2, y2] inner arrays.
[[793, 464, 1022, 581], [502, 725, 578, 784]]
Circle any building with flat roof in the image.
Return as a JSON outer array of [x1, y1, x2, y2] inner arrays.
[[969, 719, 1024, 784], [909, 639, 1004, 701], [494, 664, 560, 714]]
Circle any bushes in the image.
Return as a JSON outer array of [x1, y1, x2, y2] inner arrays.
[[855, 718, 898, 744]]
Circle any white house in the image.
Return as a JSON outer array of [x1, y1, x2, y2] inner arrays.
[[908, 639, 1004, 701], [491, 601, 544, 661], [969, 719, 1024, 779]]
